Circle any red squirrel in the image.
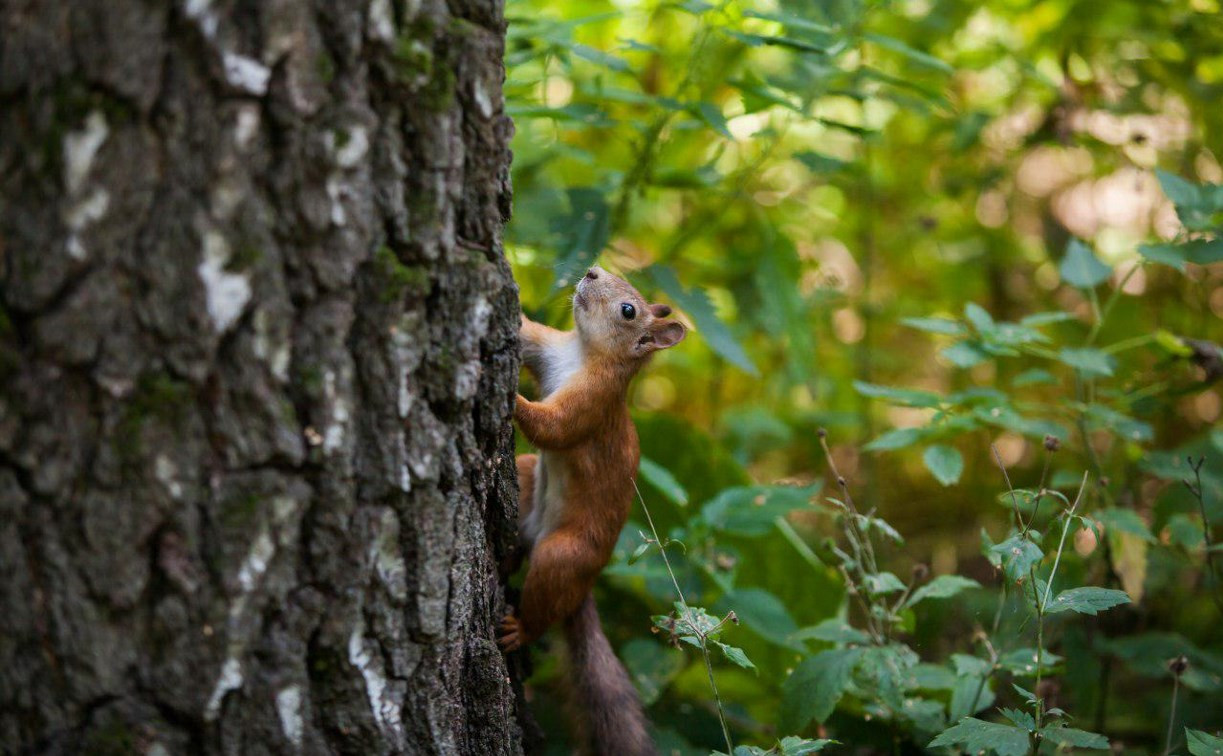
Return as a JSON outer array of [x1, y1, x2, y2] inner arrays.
[[500, 265, 685, 756]]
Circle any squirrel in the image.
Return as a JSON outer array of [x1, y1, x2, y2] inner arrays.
[[499, 265, 686, 756]]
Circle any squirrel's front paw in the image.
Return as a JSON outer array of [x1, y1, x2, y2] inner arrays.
[[497, 613, 523, 652]]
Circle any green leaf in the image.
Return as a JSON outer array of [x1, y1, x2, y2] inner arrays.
[[923, 444, 964, 486], [1041, 726, 1109, 749], [853, 381, 944, 408], [792, 619, 871, 645], [990, 535, 1044, 582], [964, 302, 996, 334], [701, 484, 820, 536], [1013, 368, 1057, 387], [863, 427, 926, 451], [638, 457, 688, 506], [715, 588, 800, 649], [1058, 347, 1117, 377], [941, 340, 991, 368], [620, 638, 684, 706], [1060, 239, 1112, 288], [929, 718, 1030, 756], [1044, 587, 1131, 615], [1156, 169, 1223, 232], [1139, 242, 1190, 271], [1167, 513, 1205, 549], [776, 736, 837, 755], [999, 707, 1035, 731], [693, 101, 733, 139], [649, 266, 758, 375], [1187, 728, 1223, 755], [569, 43, 631, 72], [902, 316, 965, 336], [1095, 508, 1155, 543], [714, 640, 757, 671], [863, 32, 953, 73], [905, 575, 980, 608], [1020, 311, 1076, 327], [864, 572, 907, 596], [794, 150, 849, 174], [780, 648, 864, 730], [551, 188, 610, 286]]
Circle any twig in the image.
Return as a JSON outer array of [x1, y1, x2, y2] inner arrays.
[[631, 478, 734, 754]]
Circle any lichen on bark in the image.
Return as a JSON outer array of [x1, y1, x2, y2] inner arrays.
[[0, 0, 521, 753]]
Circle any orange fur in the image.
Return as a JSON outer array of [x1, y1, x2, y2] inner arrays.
[[501, 266, 684, 755]]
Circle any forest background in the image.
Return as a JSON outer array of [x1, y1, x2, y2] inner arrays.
[[502, 0, 1223, 753]]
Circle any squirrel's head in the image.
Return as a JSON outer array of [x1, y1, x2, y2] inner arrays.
[[573, 266, 686, 361]]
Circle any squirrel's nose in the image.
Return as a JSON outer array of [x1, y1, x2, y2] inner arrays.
[[584, 268, 598, 280]]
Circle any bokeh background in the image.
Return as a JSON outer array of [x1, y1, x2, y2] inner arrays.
[[501, 0, 1222, 752]]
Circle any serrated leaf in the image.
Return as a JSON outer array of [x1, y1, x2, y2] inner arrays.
[[1044, 586, 1131, 615], [999, 707, 1035, 730], [714, 640, 757, 670], [777, 736, 837, 755], [1060, 239, 1112, 288], [638, 457, 688, 506], [923, 444, 964, 486], [780, 648, 864, 730], [906, 575, 980, 608], [1041, 726, 1109, 749], [929, 718, 1030, 756], [1187, 728, 1223, 755], [990, 535, 1044, 582], [650, 266, 757, 375], [1058, 347, 1116, 377]]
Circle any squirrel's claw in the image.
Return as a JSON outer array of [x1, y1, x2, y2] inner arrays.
[[498, 613, 523, 651]]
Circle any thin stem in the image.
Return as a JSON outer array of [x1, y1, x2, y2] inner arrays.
[[1163, 673, 1181, 756], [1088, 263, 1143, 345], [992, 444, 1026, 532], [1041, 472, 1090, 612], [1184, 457, 1223, 616], [632, 479, 734, 755]]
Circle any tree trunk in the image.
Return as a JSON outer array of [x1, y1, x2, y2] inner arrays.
[[0, 1, 520, 753]]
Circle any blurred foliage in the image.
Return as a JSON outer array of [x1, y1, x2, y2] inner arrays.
[[503, 0, 1223, 752]]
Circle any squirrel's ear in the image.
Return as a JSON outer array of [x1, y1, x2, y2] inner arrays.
[[650, 320, 686, 350], [649, 303, 672, 318]]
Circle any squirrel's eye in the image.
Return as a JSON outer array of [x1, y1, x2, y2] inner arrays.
[[620, 303, 636, 320]]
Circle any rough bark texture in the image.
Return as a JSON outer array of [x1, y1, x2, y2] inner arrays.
[[0, 0, 521, 753]]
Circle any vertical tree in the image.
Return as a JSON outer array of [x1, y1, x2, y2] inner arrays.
[[0, 0, 521, 752]]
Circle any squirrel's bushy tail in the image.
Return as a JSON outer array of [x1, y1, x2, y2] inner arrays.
[[561, 594, 656, 756]]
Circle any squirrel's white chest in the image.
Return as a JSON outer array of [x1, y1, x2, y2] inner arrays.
[[523, 452, 568, 544], [539, 337, 584, 397]]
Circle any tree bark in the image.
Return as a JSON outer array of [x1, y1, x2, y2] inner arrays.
[[0, 1, 520, 753]]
